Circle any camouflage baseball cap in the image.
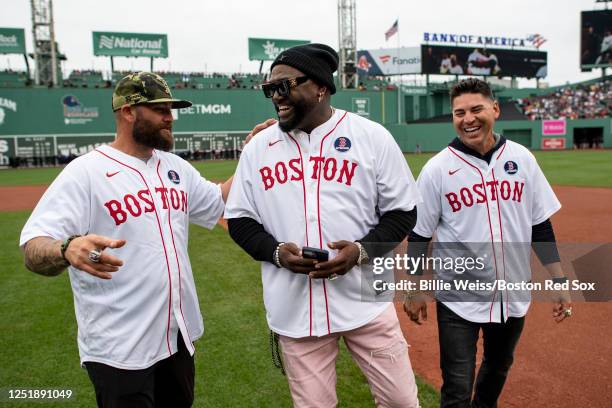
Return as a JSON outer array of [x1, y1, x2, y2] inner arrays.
[[112, 72, 192, 111]]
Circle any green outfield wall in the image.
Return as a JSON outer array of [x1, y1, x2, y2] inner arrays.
[[0, 87, 609, 166], [388, 117, 612, 152]]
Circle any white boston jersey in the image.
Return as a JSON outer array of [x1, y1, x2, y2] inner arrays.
[[467, 50, 491, 76], [20, 144, 224, 369], [225, 109, 421, 338], [414, 139, 561, 323]]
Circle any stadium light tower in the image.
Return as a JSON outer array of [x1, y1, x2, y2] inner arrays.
[[338, 0, 357, 89], [30, 0, 58, 86]]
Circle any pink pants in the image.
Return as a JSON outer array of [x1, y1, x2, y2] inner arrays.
[[278, 304, 420, 408]]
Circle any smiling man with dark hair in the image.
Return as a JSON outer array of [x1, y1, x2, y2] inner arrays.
[[405, 77, 572, 408]]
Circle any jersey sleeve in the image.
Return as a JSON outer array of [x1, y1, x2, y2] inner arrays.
[[375, 127, 421, 214], [186, 162, 225, 229], [529, 154, 561, 225], [224, 146, 262, 223], [20, 161, 91, 247], [412, 161, 442, 238]]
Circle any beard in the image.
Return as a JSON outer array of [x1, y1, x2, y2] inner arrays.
[[277, 97, 316, 132], [132, 115, 173, 151]]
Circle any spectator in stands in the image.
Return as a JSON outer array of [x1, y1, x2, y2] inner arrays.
[[517, 79, 611, 120]]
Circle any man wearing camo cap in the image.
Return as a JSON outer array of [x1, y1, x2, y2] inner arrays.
[[20, 72, 253, 407]]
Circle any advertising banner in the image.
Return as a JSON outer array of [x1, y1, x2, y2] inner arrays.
[[248, 38, 310, 61], [541, 137, 567, 150], [357, 47, 421, 76], [421, 45, 547, 78], [542, 119, 566, 136], [92, 31, 168, 57], [0, 28, 26, 54]]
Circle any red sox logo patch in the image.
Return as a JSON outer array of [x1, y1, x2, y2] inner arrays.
[[504, 161, 518, 175], [334, 137, 351, 152], [168, 170, 180, 184]]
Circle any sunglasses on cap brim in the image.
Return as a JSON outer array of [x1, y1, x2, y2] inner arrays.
[[262, 76, 309, 98]]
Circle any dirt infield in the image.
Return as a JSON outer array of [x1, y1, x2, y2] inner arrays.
[[399, 186, 612, 408], [3, 184, 611, 407]]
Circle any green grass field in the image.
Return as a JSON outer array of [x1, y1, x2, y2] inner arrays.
[[1, 150, 611, 188], [1, 148, 610, 406], [0, 212, 439, 407]]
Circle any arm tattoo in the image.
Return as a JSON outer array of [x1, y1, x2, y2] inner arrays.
[[24, 237, 69, 276]]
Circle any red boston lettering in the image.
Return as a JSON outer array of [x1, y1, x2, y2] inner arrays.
[[180, 190, 188, 212], [275, 162, 288, 184], [473, 183, 486, 204], [170, 188, 180, 210], [336, 160, 358, 186], [288, 158, 303, 181], [259, 157, 359, 190], [445, 192, 462, 212], [154, 187, 169, 209], [323, 158, 337, 181], [104, 199, 128, 226], [259, 166, 274, 190], [512, 181, 524, 202], [309, 156, 324, 180], [460, 187, 474, 207], [124, 194, 142, 217], [499, 181, 511, 201], [104, 188, 187, 225], [138, 189, 155, 213], [444, 180, 526, 213]]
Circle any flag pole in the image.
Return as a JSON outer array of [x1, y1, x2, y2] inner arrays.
[[397, 19, 401, 124]]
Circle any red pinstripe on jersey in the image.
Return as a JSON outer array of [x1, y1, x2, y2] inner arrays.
[[447, 146, 500, 322], [491, 169, 509, 319], [287, 133, 313, 336], [155, 156, 194, 349], [493, 143, 509, 318], [95, 148, 174, 355], [317, 111, 348, 334]]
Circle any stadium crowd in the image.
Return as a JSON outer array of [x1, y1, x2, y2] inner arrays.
[[517, 79, 612, 120]]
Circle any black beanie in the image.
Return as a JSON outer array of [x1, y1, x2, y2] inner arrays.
[[271, 43, 339, 94]]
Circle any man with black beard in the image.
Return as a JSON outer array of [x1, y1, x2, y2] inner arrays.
[[225, 44, 422, 407], [20, 72, 264, 407]]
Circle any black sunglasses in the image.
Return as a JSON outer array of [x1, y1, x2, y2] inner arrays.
[[262, 76, 309, 98]]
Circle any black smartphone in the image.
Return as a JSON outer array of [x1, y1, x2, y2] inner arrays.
[[302, 246, 329, 262]]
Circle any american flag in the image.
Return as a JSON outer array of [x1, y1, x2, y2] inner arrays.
[[385, 20, 398, 41], [527, 33, 547, 49]]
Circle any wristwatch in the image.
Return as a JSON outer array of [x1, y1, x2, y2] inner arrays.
[[354, 241, 369, 265]]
